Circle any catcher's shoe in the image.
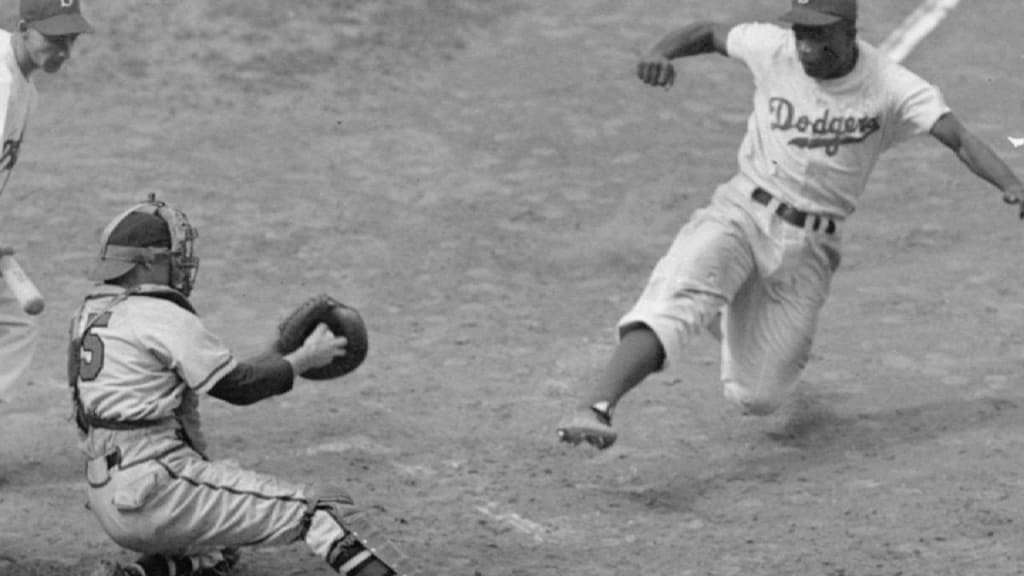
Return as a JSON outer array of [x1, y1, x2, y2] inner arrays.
[[195, 547, 241, 576], [135, 548, 241, 576], [87, 560, 147, 576], [557, 402, 617, 449]]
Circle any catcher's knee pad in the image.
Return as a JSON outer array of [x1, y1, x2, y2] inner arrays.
[[307, 484, 356, 510], [302, 488, 412, 576]]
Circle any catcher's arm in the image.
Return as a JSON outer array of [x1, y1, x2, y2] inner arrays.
[[209, 351, 294, 405], [208, 328, 346, 405]]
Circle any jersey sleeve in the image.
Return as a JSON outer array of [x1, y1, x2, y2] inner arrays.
[[885, 65, 950, 145], [725, 22, 790, 77], [131, 300, 238, 395]]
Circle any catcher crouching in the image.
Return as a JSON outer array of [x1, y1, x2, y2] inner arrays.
[[69, 196, 410, 576]]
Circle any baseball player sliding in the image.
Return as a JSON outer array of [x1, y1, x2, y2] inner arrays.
[[72, 198, 415, 576], [558, 0, 1024, 450], [0, 0, 93, 400]]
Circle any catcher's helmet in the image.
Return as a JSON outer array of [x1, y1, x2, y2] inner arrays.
[[88, 195, 199, 296]]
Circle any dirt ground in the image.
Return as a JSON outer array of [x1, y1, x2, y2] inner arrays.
[[2, 0, 1024, 574]]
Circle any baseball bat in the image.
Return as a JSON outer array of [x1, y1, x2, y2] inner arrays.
[[0, 254, 45, 315]]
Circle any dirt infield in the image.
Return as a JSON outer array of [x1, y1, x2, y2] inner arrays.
[[2, 1, 1024, 575]]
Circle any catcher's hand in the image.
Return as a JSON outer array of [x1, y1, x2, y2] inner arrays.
[[286, 324, 348, 377], [275, 294, 369, 380]]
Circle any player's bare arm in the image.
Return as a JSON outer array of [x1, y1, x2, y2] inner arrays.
[[930, 112, 1024, 218], [637, 21, 733, 88]]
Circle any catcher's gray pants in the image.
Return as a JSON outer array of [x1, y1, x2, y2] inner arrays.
[[619, 174, 841, 415], [86, 446, 352, 569]]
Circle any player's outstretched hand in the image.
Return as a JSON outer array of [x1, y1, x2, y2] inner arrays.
[[1002, 184, 1024, 220], [284, 323, 348, 377], [637, 56, 675, 88]]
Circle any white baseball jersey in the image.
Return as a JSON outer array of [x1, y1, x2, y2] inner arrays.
[[726, 22, 949, 218], [0, 30, 37, 183], [620, 23, 953, 415], [72, 284, 237, 461], [73, 285, 404, 573], [0, 30, 38, 400]]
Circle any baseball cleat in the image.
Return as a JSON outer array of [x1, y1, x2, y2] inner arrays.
[[134, 548, 241, 576], [195, 547, 241, 576], [557, 402, 617, 449], [87, 560, 147, 576]]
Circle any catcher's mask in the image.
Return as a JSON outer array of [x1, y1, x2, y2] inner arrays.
[[87, 195, 200, 296]]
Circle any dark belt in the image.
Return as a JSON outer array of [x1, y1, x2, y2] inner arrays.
[[752, 187, 837, 235], [83, 412, 171, 431]]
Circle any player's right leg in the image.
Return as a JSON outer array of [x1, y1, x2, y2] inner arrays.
[[558, 197, 755, 449], [0, 287, 38, 400], [557, 325, 665, 449]]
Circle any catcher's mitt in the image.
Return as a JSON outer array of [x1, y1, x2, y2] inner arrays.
[[275, 294, 368, 380]]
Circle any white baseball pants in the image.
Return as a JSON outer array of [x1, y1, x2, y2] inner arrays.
[[619, 175, 842, 415], [0, 282, 37, 400]]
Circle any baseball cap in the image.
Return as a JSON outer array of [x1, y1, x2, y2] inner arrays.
[[87, 211, 171, 282], [20, 0, 94, 36], [779, 0, 857, 26]]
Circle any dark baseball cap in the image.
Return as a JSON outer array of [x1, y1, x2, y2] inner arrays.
[[87, 211, 171, 282], [779, 0, 857, 26], [21, 0, 94, 36]]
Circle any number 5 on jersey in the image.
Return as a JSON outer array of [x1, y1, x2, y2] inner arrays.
[[72, 311, 112, 382]]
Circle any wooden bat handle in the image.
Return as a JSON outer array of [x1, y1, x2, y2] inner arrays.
[[0, 255, 45, 315]]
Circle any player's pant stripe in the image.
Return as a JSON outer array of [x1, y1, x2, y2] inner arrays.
[[155, 459, 308, 545], [156, 460, 305, 505]]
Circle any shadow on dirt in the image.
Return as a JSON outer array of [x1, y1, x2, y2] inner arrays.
[[764, 392, 1019, 454], [614, 390, 1023, 513], [736, 391, 1022, 483]]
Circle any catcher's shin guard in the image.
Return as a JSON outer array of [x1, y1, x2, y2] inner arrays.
[[304, 498, 414, 576]]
